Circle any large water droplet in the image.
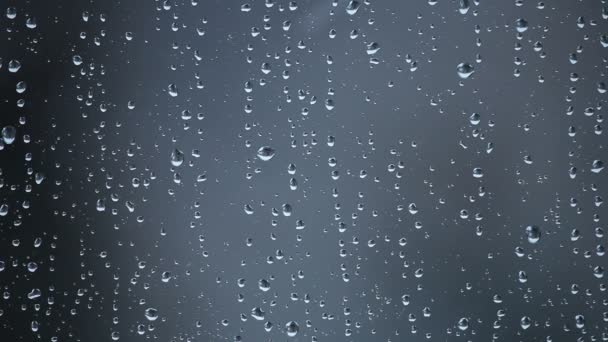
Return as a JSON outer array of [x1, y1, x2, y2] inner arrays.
[[145, 308, 158, 321], [457, 63, 474, 79], [257, 146, 275, 161], [168, 83, 178, 97], [515, 18, 528, 33], [2, 126, 17, 144], [346, 0, 360, 15], [366, 42, 380, 55], [591, 160, 604, 173], [525, 225, 541, 244], [171, 148, 184, 167], [285, 321, 299, 337]]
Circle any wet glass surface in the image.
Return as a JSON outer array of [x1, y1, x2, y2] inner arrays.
[[0, 0, 607, 341]]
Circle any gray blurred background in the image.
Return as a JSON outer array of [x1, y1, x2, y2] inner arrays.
[[0, 0, 606, 341]]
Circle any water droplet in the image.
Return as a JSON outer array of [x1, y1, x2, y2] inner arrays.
[[258, 279, 271, 291], [145, 308, 158, 321], [170, 148, 184, 167], [251, 307, 265, 320], [457, 317, 469, 331], [73, 55, 83, 66], [96, 199, 106, 212], [282, 203, 292, 216], [472, 167, 484, 178], [257, 146, 275, 161], [366, 42, 380, 55], [2, 126, 17, 144], [525, 225, 541, 244], [457, 63, 474, 79], [6, 7, 17, 19], [27, 262, 38, 272], [458, 0, 470, 14], [591, 160, 604, 173], [25, 17, 36, 29], [8, 59, 21, 72], [515, 18, 528, 33], [285, 321, 299, 337], [575, 314, 585, 329], [244, 204, 254, 215], [168, 83, 178, 97], [346, 0, 360, 15], [27, 288, 41, 300]]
